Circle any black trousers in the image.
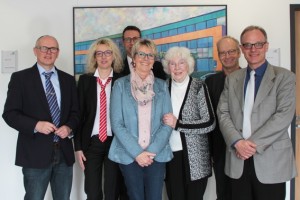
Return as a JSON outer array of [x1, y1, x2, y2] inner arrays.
[[84, 136, 128, 200], [213, 154, 232, 200], [165, 151, 208, 200], [230, 157, 285, 200]]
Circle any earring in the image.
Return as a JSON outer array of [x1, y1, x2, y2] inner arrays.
[[131, 62, 136, 68]]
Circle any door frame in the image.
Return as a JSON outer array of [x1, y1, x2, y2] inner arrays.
[[290, 4, 300, 200]]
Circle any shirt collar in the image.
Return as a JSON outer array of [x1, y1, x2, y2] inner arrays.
[[94, 68, 113, 80], [247, 60, 268, 77], [37, 64, 57, 76], [127, 56, 133, 65]]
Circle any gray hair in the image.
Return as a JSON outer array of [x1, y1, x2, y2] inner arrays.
[[162, 46, 195, 75], [240, 25, 268, 42], [217, 36, 240, 52], [35, 35, 59, 48]]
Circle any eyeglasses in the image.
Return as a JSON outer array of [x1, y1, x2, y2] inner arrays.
[[218, 49, 239, 58], [135, 51, 155, 60], [95, 50, 113, 57], [242, 42, 267, 49], [168, 59, 187, 69], [123, 37, 140, 43], [36, 46, 59, 53]]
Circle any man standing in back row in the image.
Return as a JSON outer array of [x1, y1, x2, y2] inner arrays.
[[205, 35, 241, 200], [2, 35, 79, 200], [217, 25, 297, 200], [121, 25, 166, 80]]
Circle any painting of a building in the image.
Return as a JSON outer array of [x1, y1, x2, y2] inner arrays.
[[74, 6, 227, 79]]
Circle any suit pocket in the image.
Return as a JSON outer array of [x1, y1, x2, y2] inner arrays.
[[272, 138, 292, 150]]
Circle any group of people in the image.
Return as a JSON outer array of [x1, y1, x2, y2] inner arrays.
[[2, 24, 296, 200]]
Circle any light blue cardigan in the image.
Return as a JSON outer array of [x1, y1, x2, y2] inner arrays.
[[108, 75, 173, 165]]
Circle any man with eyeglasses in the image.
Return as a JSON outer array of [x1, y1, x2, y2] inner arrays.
[[2, 35, 79, 200], [217, 26, 297, 200], [205, 36, 241, 200], [122, 25, 166, 80]]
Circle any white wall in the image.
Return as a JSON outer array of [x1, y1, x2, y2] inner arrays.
[[1, 0, 299, 199]]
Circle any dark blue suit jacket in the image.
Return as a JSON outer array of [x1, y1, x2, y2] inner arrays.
[[2, 64, 79, 168]]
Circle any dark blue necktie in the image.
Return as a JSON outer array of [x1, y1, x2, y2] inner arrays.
[[43, 72, 60, 142]]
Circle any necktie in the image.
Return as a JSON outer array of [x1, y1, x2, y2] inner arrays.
[[97, 77, 112, 142], [43, 72, 60, 142], [243, 70, 255, 139]]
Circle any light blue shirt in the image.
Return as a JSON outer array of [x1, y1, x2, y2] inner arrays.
[[37, 64, 61, 108]]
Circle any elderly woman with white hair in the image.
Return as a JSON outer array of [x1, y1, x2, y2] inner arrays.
[[162, 46, 216, 200]]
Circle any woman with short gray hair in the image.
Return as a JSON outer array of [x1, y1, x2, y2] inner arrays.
[[162, 46, 215, 200]]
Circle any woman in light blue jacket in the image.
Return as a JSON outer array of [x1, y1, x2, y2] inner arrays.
[[109, 39, 173, 200]]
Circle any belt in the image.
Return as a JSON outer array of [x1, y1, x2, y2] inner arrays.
[[53, 142, 60, 148], [92, 135, 113, 139], [91, 135, 113, 142]]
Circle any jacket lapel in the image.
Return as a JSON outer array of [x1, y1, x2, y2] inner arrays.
[[253, 64, 275, 109], [124, 75, 138, 115], [233, 69, 246, 111], [32, 65, 52, 115], [151, 79, 161, 122]]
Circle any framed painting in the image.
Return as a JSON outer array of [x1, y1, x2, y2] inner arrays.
[[73, 5, 227, 80]]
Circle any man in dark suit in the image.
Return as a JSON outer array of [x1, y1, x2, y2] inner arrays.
[[218, 26, 297, 200], [121, 25, 166, 80], [2, 35, 79, 200], [205, 36, 241, 200]]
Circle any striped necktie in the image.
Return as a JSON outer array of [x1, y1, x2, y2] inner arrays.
[[97, 77, 112, 142], [43, 72, 60, 142]]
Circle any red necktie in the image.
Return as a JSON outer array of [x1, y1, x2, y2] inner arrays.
[[97, 77, 112, 142]]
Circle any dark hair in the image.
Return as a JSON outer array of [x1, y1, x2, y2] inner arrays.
[[122, 26, 141, 39]]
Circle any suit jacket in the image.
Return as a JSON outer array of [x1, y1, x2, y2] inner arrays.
[[2, 64, 79, 168], [123, 57, 167, 80], [217, 63, 297, 184], [205, 72, 227, 163], [74, 72, 123, 152], [108, 75, 173, 164]]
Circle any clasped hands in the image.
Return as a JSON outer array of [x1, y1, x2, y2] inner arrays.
[[35, 121, 72, 139], [135, 113, 176, 168], [135, 151, 156, 167], [234, 139, 257, 160]]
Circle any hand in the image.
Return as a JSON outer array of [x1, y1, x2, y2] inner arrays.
[[163, 113, 177, 128], [76, 151, 86, 171], [135, 151, 156, 167], [55, 125, 72, 139], [235, 140, 257, 160], [35, 121, 57, 135]]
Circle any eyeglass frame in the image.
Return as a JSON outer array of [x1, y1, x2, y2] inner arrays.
[[123, 37, 141, 43], [241, 42, 267, 49], [168, 59, 187, 69], [36, 46, 59, 53], [94, 50, 113, 58], [135, 51, 155, 60], [218, 49, 239, 58]]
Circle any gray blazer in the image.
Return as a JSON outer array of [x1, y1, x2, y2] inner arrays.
[[217, 63, 297, 184]]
